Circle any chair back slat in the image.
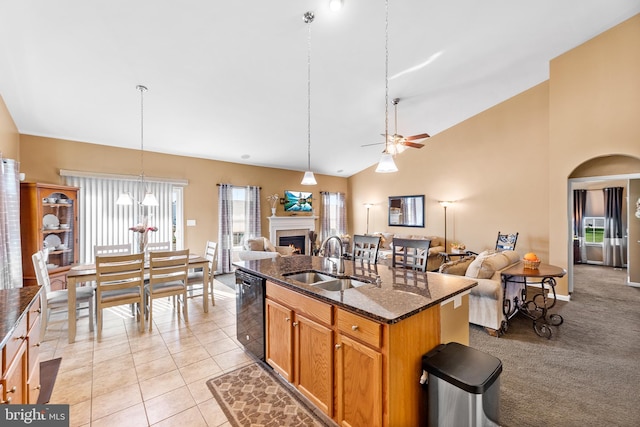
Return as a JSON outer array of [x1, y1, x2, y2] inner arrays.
[[148, 249, 190, 288]]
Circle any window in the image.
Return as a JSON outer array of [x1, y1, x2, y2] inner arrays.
[[584, 217, 605, 244], [232, 187, 247, 248]]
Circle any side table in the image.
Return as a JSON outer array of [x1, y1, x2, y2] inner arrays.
[[500, 262, 566, 339]]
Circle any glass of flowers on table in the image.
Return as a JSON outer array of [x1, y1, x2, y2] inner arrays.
[[129, 219, 158, 254]]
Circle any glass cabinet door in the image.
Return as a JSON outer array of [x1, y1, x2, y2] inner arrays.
[[42, 192, 75, 270]]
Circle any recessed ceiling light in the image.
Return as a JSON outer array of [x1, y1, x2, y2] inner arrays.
[[241, 154, 250, 160], [329, 0, 343, 12]]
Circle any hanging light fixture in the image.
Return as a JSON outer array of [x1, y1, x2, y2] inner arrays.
[[375, 0, 398, 173], [117, 84, 159, 206], [301, 11, 318, 186]]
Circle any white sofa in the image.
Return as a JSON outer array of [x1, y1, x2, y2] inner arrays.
[[438, 250, 521, 335], [236, 237, 295, 261], [372, 233, 446, 272]]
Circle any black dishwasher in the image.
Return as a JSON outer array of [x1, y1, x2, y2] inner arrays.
[[235, 270, 266, 360]]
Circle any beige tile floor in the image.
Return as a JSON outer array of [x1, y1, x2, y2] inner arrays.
[[40, 280, 254, 427]]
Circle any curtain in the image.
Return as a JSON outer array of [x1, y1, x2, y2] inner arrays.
[[319, 192, 347, 248], [245, 186, 261, 240], [218, 184, 234, 274], [64, 175, 174, 263], [0, 158, 22, 289], [603, 187, 625, 267], [573, 189, 587, 263]]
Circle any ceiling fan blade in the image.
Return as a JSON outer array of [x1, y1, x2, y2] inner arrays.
[[361, 142, 385, 147], [401, 141, 425, 149], [404, 133, 430, 141]]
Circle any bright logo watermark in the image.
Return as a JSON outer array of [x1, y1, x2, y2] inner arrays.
[[1, 405, 69, 426]]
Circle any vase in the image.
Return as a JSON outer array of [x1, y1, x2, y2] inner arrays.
[[271, 207, 276, 216]]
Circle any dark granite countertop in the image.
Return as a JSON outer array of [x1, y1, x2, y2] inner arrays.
[[234, 256, 477, 324], [0, 287, 41, 349]]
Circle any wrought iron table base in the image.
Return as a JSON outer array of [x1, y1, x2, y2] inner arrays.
[[502, 276, 564, 339]]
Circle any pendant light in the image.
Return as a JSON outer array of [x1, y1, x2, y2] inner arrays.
[[375, 0, 398, 173], [117, 85, 159, 206], [301, 11, 318, 186]]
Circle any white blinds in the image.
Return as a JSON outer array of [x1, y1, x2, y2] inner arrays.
[[64, 175, 174, 263]]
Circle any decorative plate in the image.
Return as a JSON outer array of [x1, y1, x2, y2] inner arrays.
[[44, 234, 62, 249], [43, 214, 60, 227]]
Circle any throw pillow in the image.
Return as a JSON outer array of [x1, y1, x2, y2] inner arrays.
[[439, 255, 476, 276], [465, 252, 492, 278], [381, 233, 394, 249], [246, 238, 265, 251]]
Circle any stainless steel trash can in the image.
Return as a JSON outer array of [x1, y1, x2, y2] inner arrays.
[[421, 342, 502, 427]]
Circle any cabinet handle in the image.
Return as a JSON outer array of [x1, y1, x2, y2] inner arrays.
[[17, 335, 26, 341], [35, 342, 41, 347], [351, 325, 359, 331], [7, 386, 17, 393], [335, 344, 341, 350], [36, 308, 42, 313], [285, 317, 290, 322], [1, 397, 11, 404], [35, 385, 41, 390], [292, 322, 298, 327]]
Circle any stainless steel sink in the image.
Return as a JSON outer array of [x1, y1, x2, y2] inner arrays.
[[284, 271, 335, 284], [311, 278, 368, 292]]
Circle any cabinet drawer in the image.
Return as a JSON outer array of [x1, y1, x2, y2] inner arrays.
[[336, 309, 382, 349], [3, 316, 27, 371], [267, 282, 332, 326], [2, 342, 26, 405], [28, 317, 41, 374], [28, 295, 42, 331], [27, 357, 41, 404]]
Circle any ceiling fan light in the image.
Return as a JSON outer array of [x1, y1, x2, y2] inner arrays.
[[301, 171, 318, 185], [375, 152, 398, 173]]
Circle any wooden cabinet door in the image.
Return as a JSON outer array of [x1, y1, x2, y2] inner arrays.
[[336, 333, 383, 427], [265, 298, 293, 381], [2, 343, 27, 405], [294, 313, 333, 416]]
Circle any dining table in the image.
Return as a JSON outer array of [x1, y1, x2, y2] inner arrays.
[[65, 254, 210, 343]]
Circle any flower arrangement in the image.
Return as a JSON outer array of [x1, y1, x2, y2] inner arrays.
[[266, 193, 279, 209], [129, 218, 158, 254], [450, 242, 466, 253]]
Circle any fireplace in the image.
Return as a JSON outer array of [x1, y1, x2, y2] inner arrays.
[[279, 235, 305, 255], [268, 215, 316, 256]]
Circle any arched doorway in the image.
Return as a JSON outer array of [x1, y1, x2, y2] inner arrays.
[[568, 155, 640, 292]]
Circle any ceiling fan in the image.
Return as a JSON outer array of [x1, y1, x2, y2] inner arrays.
[[362, 98, 430, 154]]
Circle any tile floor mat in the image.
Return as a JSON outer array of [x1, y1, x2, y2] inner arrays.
[[38, 357, 62, 404], [206, 362, 333, 426]]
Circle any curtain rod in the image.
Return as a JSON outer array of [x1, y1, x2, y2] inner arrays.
[[217, 183, 262, 189]]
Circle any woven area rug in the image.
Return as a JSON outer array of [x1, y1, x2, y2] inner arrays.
[[207, 363, 331, 427]]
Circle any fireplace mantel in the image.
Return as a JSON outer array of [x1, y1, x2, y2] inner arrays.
[[268, 216, 317, 254]]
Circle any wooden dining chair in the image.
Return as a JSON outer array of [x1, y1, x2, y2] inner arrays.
[[95, 253, 146, 339], [146, 241, 172, 253], [145, 249, 190, 331], [32, 250, 95, 340], [352, 234, 381, 263], [391, 238, 431, 272], [186, 241, 218, 306], [94, 243, 132, 258]]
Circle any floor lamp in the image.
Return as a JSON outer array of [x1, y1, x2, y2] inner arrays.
[[364, 204, 373, 234], [439, 201, 453, 250]]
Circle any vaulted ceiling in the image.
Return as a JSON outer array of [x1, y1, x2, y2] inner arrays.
[[1, 1, 639, 177]]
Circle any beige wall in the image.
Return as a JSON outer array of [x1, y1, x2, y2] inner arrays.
[[19, 135, 348, 254], [0, 94, 19, 160], [349, 82, 550, 260], [548, 14, 640, 293], [349, 14, 640, 296]]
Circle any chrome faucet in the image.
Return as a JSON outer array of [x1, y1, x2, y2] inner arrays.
[[320, 235, 344, 274]]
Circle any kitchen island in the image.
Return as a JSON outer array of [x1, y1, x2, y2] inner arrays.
[[234, 255, 477, 427]]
